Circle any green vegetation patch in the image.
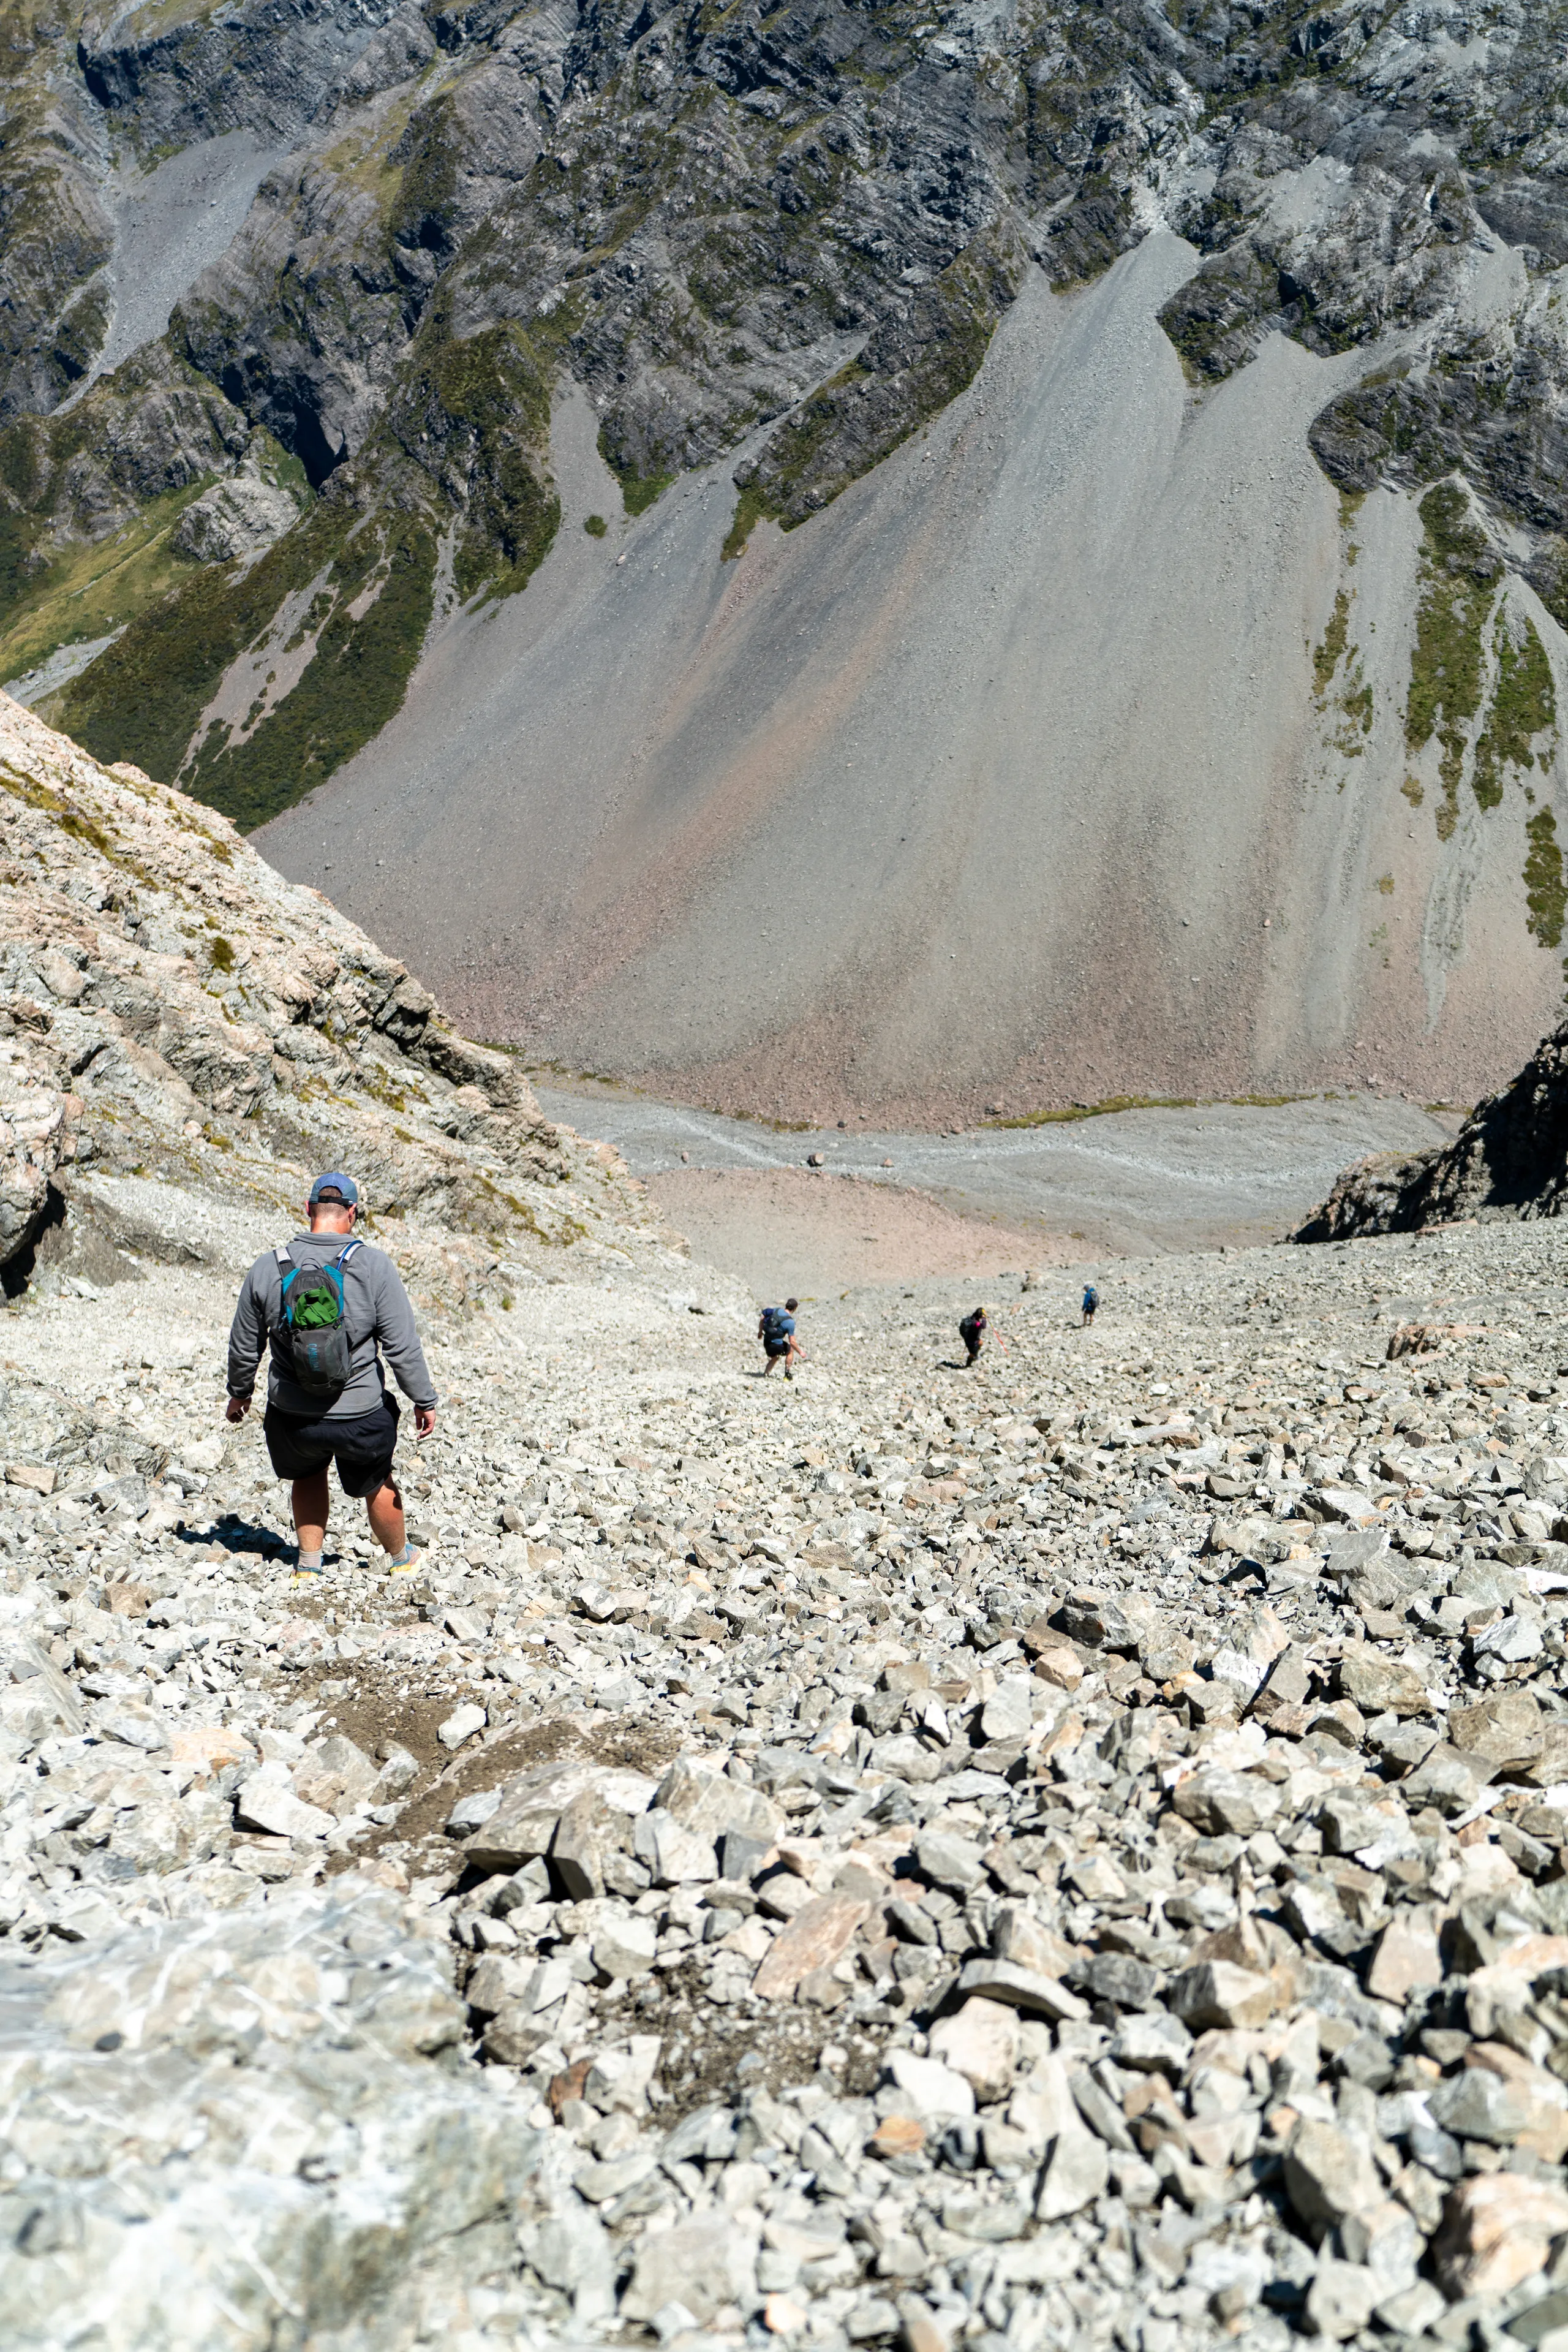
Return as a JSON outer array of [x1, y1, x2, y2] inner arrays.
[[0, 477, 212, 686], [721, 481, 772, 562], [1312, 589, 1349, 695], [51, 496, 353, 790], [386, 319, 557, 604], [584, 513, 608, 538], [596, 425, 674, 517], [1472, 611, 1557, 811], [186, 516, 439, 831], [0, 757, 130, 868], [1526, 807, 1567, 949], [1404, 482, 1501, 838], [741, 235, 1022, 532], [51, 308, 557, 828], [987, 1092, 1308, 1127]]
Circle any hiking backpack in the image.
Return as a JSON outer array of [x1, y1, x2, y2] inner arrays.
[[274, 1240, 362, 1396], [761, 1307, 791, 1342]]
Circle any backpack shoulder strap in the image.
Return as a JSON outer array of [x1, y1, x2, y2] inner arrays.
[[274, 1244, 293, 1268], [335, 1239, 364, 1268]]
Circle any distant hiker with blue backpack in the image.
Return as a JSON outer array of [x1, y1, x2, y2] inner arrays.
[[1082, 1283, 1099, 1327], [225, 1173, 437, 1583], [759, 1297, 801, 1379]]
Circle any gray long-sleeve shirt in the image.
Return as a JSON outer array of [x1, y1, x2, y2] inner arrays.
[[227, 1232, 437, 1419]]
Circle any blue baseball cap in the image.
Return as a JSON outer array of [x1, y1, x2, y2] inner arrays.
[[309, 1171, 359, 1205]]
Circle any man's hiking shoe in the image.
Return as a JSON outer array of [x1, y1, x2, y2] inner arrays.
[[387, 1545, 424, 1575], [290, 1565, 323, 1588]]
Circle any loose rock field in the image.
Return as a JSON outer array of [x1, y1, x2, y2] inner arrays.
[[12, 1207, 1568, 2352]]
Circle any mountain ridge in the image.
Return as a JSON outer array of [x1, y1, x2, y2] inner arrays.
[[6, 0, 1568, 1111]]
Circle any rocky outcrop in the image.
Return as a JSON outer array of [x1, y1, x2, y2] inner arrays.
[[0, 687, 676, 1279], [1297, 1021, 1568, 1241], [0, 1880, 545, 2351]]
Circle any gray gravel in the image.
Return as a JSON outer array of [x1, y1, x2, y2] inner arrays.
[[535, 1083, 1457, 1255], [84, 131, 295, 393]]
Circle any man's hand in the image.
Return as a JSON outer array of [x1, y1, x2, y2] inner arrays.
[[225, 1394, 251, 1424], [415, 1407, 437, 1440]]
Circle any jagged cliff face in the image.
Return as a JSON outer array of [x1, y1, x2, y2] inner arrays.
[[6, 0, 1568, 1113], [0, 686, 679, 1296]]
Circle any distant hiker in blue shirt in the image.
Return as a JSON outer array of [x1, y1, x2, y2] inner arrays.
[[759, 1298, 800, 1379], [1082, 1283, 1099, 1327]]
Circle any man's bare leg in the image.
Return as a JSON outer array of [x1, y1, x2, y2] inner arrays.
[[292, 1467, 330, 1576], [365, 1478, 405, 1555]]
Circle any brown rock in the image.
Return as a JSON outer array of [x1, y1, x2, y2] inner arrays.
[[752, 1895, 869, 2000], [902, 2302, 952, 2352], [870, 2114, 927, 2157], [1436, 2172, 1568, 2299], [1168, 1960, 1277, 2031], [1031, 1641, 1084, 1691], [1336, 1640, 1430, 1718], [548, 2056, 592, 2118], [1366, 1912, 1444, 2003], [169, 1726, 255, 1778], [1449, 1688, 1545, 1769], [4, 1462, 56, 1494]]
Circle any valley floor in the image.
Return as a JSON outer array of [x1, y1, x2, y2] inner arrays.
[[535, 1081, 1458, 1280]]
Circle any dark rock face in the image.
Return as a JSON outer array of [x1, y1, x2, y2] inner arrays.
[[1297, 1024, 1568, 1242], [3, 0, 1568, 823]]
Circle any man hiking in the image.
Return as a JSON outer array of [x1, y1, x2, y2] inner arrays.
[[225, 1172, 437, 1582], [759, 1297, 801, 1379], [1082, 1283, 1099, 1328], [959, 1304, 990, 1366]]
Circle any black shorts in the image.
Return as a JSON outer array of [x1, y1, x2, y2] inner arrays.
[[764, 1338, 791, 1358], [263, 1395, 400, 1497]]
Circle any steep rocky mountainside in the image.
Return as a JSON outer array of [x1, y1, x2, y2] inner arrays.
[[0, 0, 1563, 819], [0, 686, 685, 1292], [9, 2, 1568, 1113], [1297, 1010, 1568, 1241]]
